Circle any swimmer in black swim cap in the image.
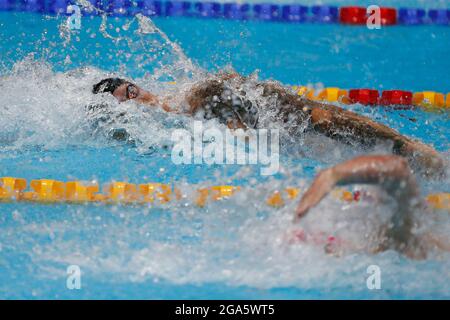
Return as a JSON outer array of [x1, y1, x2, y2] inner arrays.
[[93, 77, 166, 107], [93, 73, 444, 177]]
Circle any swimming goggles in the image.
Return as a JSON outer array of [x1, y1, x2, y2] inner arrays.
[[126, 83, 139, 100]]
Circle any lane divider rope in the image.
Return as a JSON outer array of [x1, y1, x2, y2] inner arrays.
[[293, 86, 450, 109], [1, 177, 449, 210], [0, 1, 449, 26]]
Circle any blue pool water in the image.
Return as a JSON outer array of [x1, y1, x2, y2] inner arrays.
[[0, 2, 450, 299]]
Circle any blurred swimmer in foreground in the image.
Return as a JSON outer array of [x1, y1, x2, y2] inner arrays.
[[91, 73, 444, 177], [294, 154, 450, 259]]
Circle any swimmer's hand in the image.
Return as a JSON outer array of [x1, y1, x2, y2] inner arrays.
[[294, 168, 336, 221], [159, 95, 184, 113], [400, 139, 445, 178]]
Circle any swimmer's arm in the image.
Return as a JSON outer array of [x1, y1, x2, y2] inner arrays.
[[135, 91, 159, 106], [306, 101, 444, 176], [294, 155, 419, 220], [185, 73, 245, 115], [216, 71, 244, 81], [160, 97, 181, 113], [137, 92, 181, 113], [423, 233, 450, 252]]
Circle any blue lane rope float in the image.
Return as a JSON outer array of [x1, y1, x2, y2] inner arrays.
[[311, 5, 338, 23], [22, 0, 44, 12], [281, 4, 308, 23], [141, 0, 162, 16], [429, 9, 450, 25], [398, 7, 426, 25], [0, 1, 448, 26], [165, 0, 190, 17], [109, 0, 131, 16], [49, 0, 68, 14], [195, 1, 221, 19], [223, 3, 250, 20]]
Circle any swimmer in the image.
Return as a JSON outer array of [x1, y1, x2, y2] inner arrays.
[[294, 155, 450, 259], [92, 73, 444, 176], [92, 77, 174, 112]]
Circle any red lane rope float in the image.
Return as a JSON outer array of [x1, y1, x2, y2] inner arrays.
[[340, 7, 367, 25], [380, 90, 413, 106], [340, 7, 398, 26], [380, 7, 397, 25], [349, 89, 380, 105]]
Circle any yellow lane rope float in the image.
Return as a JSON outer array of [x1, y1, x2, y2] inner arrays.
[[1, 177, 449, 211], [196, 185, 240, 207], [413, 91, 445, 108], [316, 87, 350, 104]]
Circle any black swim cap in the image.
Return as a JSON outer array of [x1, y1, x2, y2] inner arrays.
[[92, 78, 126, 94]]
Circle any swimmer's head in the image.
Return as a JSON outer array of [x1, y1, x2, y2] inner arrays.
[[93, 78, 140, 102]]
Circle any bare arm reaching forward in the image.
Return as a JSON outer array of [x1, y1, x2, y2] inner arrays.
[[294, 155, 427, 257], [294, 155, 450, 258], [295, 155, 420, 220], [306, 101, 444, 177]]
